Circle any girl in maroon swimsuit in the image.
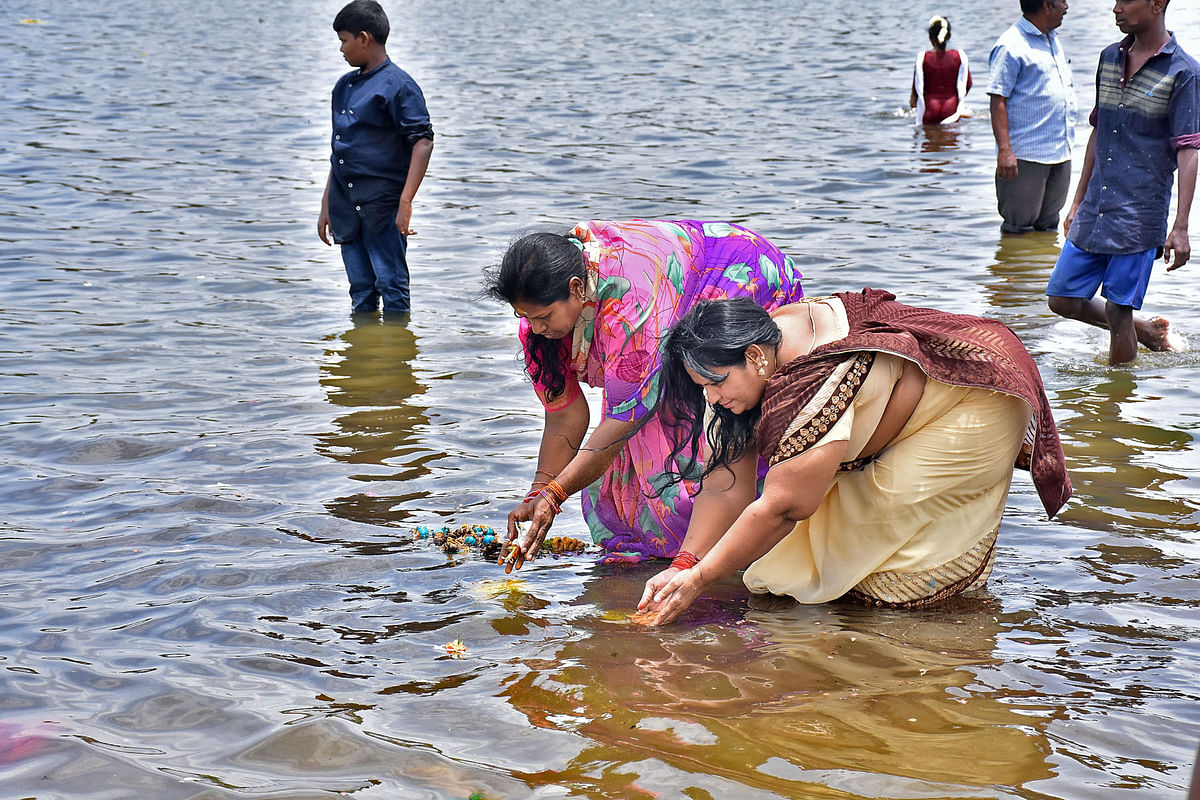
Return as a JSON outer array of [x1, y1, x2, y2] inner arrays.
[[910, 16, 972, 125]]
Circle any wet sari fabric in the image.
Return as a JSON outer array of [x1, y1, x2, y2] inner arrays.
[[746, 290, 1071, 604]]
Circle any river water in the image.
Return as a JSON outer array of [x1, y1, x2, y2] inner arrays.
[[3, 1, 1200, 798]]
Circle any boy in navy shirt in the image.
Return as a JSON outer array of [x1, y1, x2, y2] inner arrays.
[[318, 0, 434, 316]]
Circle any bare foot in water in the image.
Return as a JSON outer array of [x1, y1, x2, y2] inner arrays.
[[1142, 316, 1188, 352]]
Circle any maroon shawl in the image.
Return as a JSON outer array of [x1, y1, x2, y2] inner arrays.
[[755, 289, 1072, 518]]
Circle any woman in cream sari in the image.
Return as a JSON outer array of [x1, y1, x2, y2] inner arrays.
[[637, 289, 1071, 625]]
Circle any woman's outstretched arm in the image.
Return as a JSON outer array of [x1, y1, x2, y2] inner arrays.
[[637, 447, 759, 610], [505, 406, 638, 570], [536, 391, 590, 478], [637, 438, 847, 625]]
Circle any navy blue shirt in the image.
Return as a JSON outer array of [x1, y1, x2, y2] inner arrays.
[[1069, 34, 1200, 254], [328, 59, 434, 243]]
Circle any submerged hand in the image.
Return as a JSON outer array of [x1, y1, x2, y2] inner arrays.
[[502, 496, 557, 573], [633, 567, 706, 627], [636, 567, 681, 613]]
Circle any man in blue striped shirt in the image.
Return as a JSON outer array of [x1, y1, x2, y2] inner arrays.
[[1046, 0, 1198, 364], [987, 0, 1077, 234]]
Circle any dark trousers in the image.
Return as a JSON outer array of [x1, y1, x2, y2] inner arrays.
[[340, 224, 410, 314], [996, 159, 1071, 234]]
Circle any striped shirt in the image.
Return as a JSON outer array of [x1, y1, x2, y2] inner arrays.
[[1069, 34, 1200, 255], [987, 17, 1077, 164]]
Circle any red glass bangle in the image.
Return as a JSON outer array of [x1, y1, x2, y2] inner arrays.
[[670, 550, 700, 571], [524, 480, 551, 502]]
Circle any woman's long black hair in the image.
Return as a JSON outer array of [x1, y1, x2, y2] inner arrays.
[[481, 230, 586, 401], [658, 297, 783, 489]]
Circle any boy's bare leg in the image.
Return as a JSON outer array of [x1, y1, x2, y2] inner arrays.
[[1048, 296, 1178, 363], [1103, 302, 1138, 365]]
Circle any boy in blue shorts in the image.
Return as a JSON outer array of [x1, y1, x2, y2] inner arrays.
[[317, 0, 434, 316], [1046, 0, 1198, 364]]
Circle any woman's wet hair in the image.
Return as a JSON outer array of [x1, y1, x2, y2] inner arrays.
[[657, 297, 783, 490], [481, 231, 586, 400], [928, 15, 951, 47]]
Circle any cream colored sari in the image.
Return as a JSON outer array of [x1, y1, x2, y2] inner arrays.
[[744, 301, 1033, 606]]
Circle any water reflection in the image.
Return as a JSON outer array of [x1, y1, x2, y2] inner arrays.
[[495, 568, 1056, 798], [1054, 372, 1193, 537], [913, 123, 967, 177], [985, 231, 1060, 317], [917, 123, 963, 153], [3, 0, 1200, 796], [316, 318, 430, 527]]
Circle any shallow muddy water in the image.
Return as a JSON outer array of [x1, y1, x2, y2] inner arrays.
[[2, 1, 1199, 797]]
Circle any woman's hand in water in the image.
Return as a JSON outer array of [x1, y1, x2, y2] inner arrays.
[[502, 495, 557, 572], [635, 567, 681, 615], [633, 565, 706, 626]]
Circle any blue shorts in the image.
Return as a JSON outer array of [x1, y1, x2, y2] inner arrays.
[[1046, 240, 1156, 309]]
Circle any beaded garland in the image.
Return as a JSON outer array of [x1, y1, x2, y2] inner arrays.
[[411, 524, 592, 560]]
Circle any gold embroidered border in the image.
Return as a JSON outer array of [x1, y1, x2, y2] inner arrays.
[[768, 352, 875, 467], [838, 452, 878, 473], [844, 526, 998, 608]]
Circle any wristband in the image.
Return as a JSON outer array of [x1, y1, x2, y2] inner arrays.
[[537, 487, 563, 514], [545, 479, 569, 504], [524, 480, 550, 503]]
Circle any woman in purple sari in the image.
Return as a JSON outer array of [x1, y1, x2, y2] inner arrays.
[[483, 219, 804, 567]]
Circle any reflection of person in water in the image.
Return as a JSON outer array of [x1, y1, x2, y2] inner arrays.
[[985, 231, 1065, 324], [316, 319, 428, 525], [911, 15, 972, 125], [1052, 370, 1194, 535], [498, 568, 1057, 794]]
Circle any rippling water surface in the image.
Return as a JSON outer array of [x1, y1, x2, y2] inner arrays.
[[3, 1, 1200, 797]]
